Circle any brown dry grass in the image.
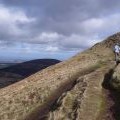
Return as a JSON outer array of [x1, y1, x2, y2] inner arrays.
[[0, 33, 117, 120]]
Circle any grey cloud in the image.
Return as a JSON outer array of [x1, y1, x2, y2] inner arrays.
[[0, 0, 120, 51]]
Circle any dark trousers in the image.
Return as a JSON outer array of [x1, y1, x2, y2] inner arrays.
[[115, 52, 120, 61]]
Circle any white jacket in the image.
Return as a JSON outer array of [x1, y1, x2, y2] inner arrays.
[[114, 45, 120, 53]]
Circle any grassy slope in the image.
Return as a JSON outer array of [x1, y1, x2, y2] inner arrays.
[[0, 33, 118, 120]]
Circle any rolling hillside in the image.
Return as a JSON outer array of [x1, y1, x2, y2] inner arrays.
[[0, 33, 120, 120]]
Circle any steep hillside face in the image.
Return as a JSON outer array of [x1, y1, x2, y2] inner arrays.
[[0, 33, 119, 120]]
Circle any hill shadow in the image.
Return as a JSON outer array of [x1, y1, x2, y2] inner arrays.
[[0, 59, 60, 88]]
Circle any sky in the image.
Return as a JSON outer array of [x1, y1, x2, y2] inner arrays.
[[0, 0, 120, 61]]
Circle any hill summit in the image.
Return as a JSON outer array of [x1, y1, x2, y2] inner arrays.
[[0, 32, 120, 120]]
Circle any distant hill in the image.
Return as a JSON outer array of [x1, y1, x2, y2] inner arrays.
[[0, 59, 60, 88], [0, 59, 61, 77]]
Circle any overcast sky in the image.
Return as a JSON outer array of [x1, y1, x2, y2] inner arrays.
[[0, 0, 120, 61]]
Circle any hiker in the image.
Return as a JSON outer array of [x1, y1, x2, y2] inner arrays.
[[114, 43, 120, 61]]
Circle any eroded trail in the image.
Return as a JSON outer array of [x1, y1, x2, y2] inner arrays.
[[102, 63, 120, 120]]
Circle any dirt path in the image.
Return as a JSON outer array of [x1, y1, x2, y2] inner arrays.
[[99, 89, 115, 120], [100, 87, 120, 120], [101, 63, 120, 120]]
